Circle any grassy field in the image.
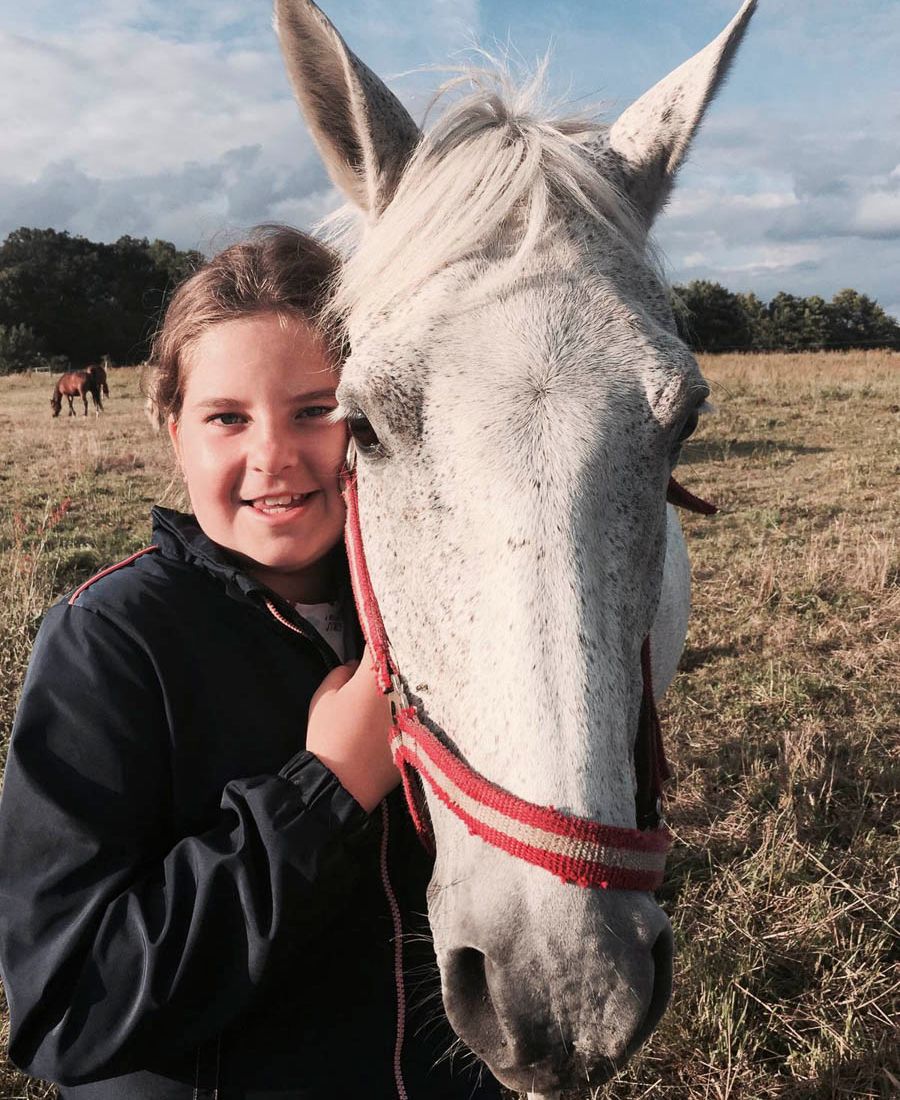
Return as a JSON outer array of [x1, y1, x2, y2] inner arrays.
[[0, 354, 898, 1099]]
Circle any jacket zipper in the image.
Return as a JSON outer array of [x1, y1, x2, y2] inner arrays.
[[263, 597, 338, 671], [266, 599, 409, 1098]]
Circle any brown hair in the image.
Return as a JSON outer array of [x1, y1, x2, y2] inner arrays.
[[147, 225, 343, 423]]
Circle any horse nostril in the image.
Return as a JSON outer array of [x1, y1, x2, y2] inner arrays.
[[443, 946, 508, 1058], [645, 922, 674, 1035], [447, 946, 489, 1009], [615, 920, 673, 1062]]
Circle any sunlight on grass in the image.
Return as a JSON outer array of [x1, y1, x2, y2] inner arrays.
[[1, 356, 898, 1100]]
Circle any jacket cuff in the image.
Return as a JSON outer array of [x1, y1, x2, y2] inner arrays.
[[278, 750, 369, 831]]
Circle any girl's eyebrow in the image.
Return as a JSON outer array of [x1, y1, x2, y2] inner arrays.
[[192, 389, 337, 411], [293, 389, 339, 402]]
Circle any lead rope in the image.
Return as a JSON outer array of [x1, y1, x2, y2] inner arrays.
[[380, 802, 410, 1100], [264, 598, 410, 1099]]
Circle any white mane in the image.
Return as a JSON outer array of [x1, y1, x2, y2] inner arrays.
[[325, 62, 644, 323]]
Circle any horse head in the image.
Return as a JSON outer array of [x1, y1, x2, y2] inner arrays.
[[86, 364, 110, 397], [276, 2, 755, 1092]]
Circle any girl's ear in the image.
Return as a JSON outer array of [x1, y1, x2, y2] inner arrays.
[[167, 416, 182, 466]]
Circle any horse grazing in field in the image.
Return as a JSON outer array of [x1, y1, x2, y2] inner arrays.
[[276, 1, 755, 1095], [50, 364, 110, 417]]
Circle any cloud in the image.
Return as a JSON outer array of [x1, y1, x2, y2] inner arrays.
[[1, 0, 897, 318], [667, 189, 799, 220], [763, 166, 900, 244], [0, 149, 336, 251], [852, 190, 900, 238], [654, 82, 900, 309], [717, 245, 825, 278], [0, 0, 487, 250]]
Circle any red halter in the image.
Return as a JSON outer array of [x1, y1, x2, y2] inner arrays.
[[342, 470, 714, 891]]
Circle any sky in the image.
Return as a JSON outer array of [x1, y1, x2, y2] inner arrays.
[[1, 0, 898, 318]]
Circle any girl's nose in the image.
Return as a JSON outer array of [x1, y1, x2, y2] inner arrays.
[[250, 428, 297, 477]]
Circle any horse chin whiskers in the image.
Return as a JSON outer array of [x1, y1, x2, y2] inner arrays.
[[430, 1033, 474, 1073]]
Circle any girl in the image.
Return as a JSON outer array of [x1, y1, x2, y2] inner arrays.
[[0, 227, 500, 1100]]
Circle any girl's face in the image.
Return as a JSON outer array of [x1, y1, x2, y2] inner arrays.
[[169, 312, 348, 604]]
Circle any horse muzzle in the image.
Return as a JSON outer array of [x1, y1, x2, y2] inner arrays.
[[433, 880, 673, 1092]]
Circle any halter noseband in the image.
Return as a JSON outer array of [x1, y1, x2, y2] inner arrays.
[[342, 470, 714, 891]]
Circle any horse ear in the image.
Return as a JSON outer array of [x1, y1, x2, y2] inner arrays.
[[275, 0, 420, 217], [607, 0, 756, 228]]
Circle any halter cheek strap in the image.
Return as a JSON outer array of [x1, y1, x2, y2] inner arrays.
[[342, 470, 715, 891]]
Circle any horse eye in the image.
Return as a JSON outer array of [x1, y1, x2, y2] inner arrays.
[[670, 404, 703, 466], [675, 410, 699, 445], [347, 413, 384, 457]]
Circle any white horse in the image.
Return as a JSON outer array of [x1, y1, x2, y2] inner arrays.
[[275, 2, 756, 1095]]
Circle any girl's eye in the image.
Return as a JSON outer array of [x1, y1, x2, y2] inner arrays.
[[296, 405, 333, 419], [209, 412, 245, 426]]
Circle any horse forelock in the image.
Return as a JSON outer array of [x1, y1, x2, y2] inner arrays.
[[325, 60, 648, 326]]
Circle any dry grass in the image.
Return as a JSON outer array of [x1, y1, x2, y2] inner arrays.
[[1, 354, 898, 1099], [595, 350, 900, 1100], [0, 375, 183, 756], [0, 369, 176, 1100]]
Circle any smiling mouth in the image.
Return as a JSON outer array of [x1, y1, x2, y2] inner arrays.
[[244, 492, 316, 515]]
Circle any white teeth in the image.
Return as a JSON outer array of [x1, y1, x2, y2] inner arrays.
[[249, 493, 309, 512]]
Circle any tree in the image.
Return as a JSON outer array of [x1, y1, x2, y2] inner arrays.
[[0, 228, 93, 365], [672, 281, 753, 352], [828, 288, 900, 349], [799, 295, 831, 348], [146, 238, 204, 288], [671, 280, 900, 353], [0, 227, 203, 369], [735, 291, 773, 350], [0, 323, 45, 375], [767, 292, 809, 351]]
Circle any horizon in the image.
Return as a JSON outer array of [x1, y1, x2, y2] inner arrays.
[[2, 1, 898, 320]]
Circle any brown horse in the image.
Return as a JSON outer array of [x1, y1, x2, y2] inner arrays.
[[50, 365, 110, 418]]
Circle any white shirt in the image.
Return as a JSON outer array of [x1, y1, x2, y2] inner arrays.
[[293, 600, 347, 663]]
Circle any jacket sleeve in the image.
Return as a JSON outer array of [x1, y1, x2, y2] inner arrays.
[[0, 600, 370, 1087]]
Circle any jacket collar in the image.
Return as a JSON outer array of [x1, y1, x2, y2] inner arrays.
[[150, 507, 360, 664], [151, 506, 266, 602]]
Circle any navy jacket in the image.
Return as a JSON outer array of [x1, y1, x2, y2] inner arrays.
[[0, 507, 499, 1100]]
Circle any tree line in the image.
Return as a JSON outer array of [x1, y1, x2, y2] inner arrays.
[[0, 227, 203, 375], [1, 228, 899, 374], [673, 280, 900, 354]]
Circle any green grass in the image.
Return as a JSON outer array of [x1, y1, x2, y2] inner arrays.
[[1, 356, 898, 1099]]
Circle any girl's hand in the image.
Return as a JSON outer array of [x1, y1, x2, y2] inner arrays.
[[306, 646, 398, 812]]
